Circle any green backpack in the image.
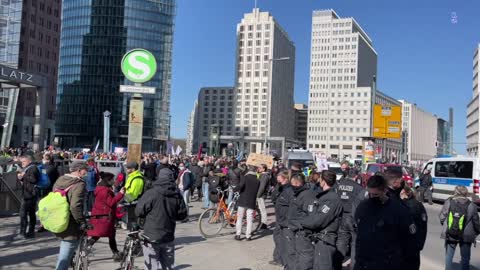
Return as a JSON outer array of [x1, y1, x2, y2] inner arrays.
[[37, 184, 77, 233]]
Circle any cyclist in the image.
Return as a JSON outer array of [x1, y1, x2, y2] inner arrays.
[[121, 161, 145, 230], [135, 163, 187, 270]]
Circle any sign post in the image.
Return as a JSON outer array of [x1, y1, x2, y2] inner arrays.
[[120, 49, 157, 164]]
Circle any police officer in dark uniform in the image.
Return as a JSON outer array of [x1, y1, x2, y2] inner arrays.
[[286, 173, 317, 270], [269, 170, 293, 267], [335, 162, 367, 269], [354, 174, 418, 270], [301, 170, 343, 270], [400, 185, 428, 270]]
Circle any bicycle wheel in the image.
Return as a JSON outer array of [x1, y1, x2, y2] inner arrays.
[[198, 208, 225, 238], [120, 238, 133, 270], [80, 238, 90, 270]]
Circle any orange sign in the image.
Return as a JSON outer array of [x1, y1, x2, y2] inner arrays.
[[373, 104, 402, 139]]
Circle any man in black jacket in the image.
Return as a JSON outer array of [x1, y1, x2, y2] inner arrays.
[[301, 170, 343, 270], [286, 173, 317, 270], [400, 185, 428, 270], [189, 160, 204, 201], [269, 170, 292, 267], [354, 175, 418, 270], [335, 163, 367, 269], [234, 165, 260, 241], [418, 169, 433, 205], [15, 154, 40, 239], [135, 166, 186, 270]]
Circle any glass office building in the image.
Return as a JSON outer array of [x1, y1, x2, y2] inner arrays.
[[56, 0, 176, 151]]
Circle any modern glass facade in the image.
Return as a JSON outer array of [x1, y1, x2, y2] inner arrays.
[[56, 0, 176, 151]]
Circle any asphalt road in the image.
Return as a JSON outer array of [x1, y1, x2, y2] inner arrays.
[[0, 201, 479, 270]]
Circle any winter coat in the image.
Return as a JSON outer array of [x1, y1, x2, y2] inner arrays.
[[43, 162, 60, 190], [53, 174, 86, 241], [189, 165, 204, 188], [256, 172, 270, 198], [439, 196, 480, 243], [135, 169, 184, 243], [271, 184, 293, 228], [19, 163, 40, 200], [420, 173, 433, 188], [124, 170, 144, 202], [177, 169, 193, 192], [234, 171, 260, 210], [87, 181, 124, 238]]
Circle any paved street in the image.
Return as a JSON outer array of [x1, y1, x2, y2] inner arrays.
[[0, 201, 479, 270]]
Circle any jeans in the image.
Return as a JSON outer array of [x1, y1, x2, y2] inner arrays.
[[445, 241, 472, 270], [56, 239, 79, 270], [180, 189, 190, 217], [202, 182, 210, 208], [143, 241, 174, 270], [227, 186, 234, 205], [256, 197, 268, 224], [236, 207, 254, 238], [19, 198, 37, 236]]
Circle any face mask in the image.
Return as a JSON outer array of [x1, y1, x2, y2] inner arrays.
[[179, 166, 185, 171], [42, 160, 48, 165], [369, 196, 382, 204], [291, 185, 303, 193], [342, 168, 349, 177]]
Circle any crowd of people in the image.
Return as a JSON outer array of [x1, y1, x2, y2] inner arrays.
[[4, 149, 480, 270]]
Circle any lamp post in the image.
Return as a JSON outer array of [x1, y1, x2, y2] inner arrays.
[[264, 57, 290, 154]]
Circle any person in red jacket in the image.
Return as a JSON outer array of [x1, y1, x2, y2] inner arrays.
[[87, 172, 125, 261]]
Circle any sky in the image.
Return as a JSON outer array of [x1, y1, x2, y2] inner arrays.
[[170, 0, 480, 154]]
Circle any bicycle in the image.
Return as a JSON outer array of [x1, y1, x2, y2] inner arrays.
[[119, 227, 146, 270], [72, 223, 93, 270], [198, 188, 261, 238]]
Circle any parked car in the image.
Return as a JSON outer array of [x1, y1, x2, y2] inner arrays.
[[361, 163, 413, 187]]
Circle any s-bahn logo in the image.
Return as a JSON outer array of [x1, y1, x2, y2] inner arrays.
[[121, 49, 157, 83]]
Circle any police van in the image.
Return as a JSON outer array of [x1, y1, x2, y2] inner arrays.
[[417, 157, 480, 205]]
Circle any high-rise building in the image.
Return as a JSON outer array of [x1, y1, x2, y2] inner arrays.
[[437, 118, 451, 157], [467, 44, 480, 156], [194, 87, 235, 154], [186, 101, 197, 155], [234, 8, 295, 153], [55, 0, 176, 151], [0, 0, 61, 147], [294, 104, 308, 147], [307, 10, 377, 159], [400, 100, 438, 163]]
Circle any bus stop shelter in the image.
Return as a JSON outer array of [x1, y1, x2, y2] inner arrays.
[[0, 64, 48, 150]]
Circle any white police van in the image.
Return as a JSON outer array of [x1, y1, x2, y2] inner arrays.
[[416, 157, 480, 205]]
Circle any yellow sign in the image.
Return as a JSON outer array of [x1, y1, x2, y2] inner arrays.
[[373, 104, 402, 139], [246, 153, 274, 169]]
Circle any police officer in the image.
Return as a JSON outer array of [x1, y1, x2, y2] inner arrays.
[[384, 169, 405, 202], [400, 185, 428, 270], [354, 175, 418, 270], [418, 169, 433, 205], [335, 161, 367, 269], [286, 173, 317, 270], [269, 170, 293, 267], [301, 170, 343, 270]]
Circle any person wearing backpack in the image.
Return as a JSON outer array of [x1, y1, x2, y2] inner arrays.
[[122, 161, 145, 230], [135, 164, 187, 270], [14, 154, 40, 240], [53, 161, 89, 270], [439, 186, 480, 270]]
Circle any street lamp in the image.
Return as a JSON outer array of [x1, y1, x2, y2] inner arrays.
[[264, 57, 290, 154]]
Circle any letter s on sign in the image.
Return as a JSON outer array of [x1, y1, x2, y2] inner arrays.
[[127, 51, 151, 81]]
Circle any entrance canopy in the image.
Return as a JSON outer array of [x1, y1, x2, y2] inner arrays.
[[0, 64, 48, 150]]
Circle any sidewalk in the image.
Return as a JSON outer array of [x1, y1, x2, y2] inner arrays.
[[0, 200, 281, 270]]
